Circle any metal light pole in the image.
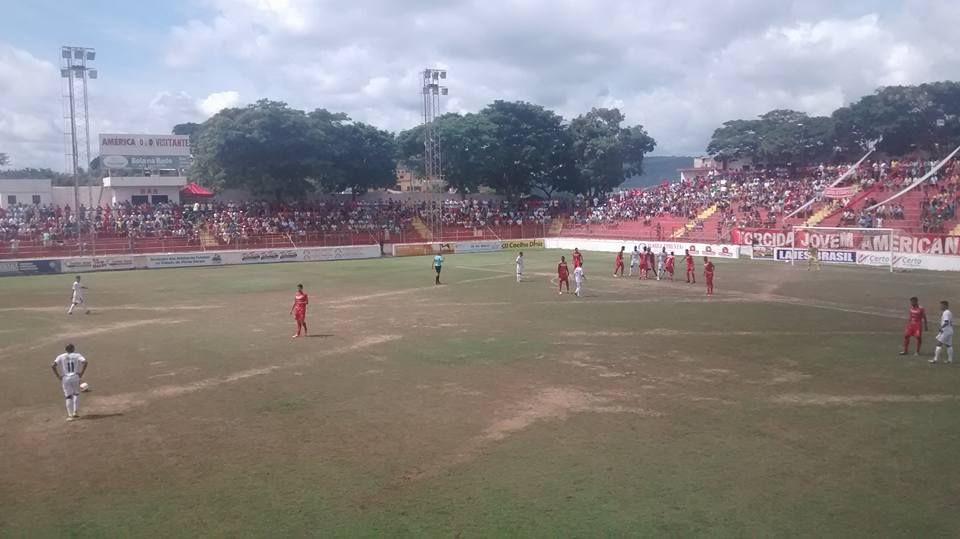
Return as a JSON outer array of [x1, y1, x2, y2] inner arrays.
[[60, 46, 97, 249], [421, 68, 448, 239]]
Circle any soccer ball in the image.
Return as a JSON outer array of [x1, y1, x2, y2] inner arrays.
[[80, 382, 90, 392]]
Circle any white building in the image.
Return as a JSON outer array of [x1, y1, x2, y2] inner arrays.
[[101, 176, 188, 206], [1, 176, 189, 210], [0, 179, 53, 209]]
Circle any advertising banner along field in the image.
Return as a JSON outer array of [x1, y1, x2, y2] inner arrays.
[[732, 228, 960, 256]]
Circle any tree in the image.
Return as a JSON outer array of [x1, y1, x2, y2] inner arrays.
[[172, 122, 203, 147], [479, 101, 573, 198], [569, 108, 656, 197], [707, 109, 834, 165], [833, 82, 960, 156], [323, 121, 397, 193], [0, 153, 8, 166], [191, 100, 322, 199]]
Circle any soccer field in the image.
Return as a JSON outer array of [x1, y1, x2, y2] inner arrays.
[[1, 249, 959, 537]]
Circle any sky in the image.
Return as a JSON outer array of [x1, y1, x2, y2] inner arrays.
[[1, 0, 959, 171]]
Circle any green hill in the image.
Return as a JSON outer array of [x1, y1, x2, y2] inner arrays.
[[622, 156, 693, 188]]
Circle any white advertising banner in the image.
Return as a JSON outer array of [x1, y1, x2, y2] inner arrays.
[[300, 245, 381, 261], [146, 253, 224, 269], [857, 252, 960, 271], [545, 237, 739, 258], [61, 256, 136, 273], [455, 238, 545, 253], [144, 245, 380, 269]]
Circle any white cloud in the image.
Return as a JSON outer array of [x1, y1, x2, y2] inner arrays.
[[5, 1, 960, 170], [199, 90, 241, 116]]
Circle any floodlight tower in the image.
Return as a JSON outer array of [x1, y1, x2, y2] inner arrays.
[[421, 68, 447, 239], [421, 68, 448, 185], [61, 46, 98, 228]]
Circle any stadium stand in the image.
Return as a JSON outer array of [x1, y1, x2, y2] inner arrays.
[[2, 158, 957, 259]]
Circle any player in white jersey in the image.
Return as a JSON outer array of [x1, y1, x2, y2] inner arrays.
[[51, 343, 88, 420], [656, 248, 667, 280], [629, 247, 640, 277], [67, 275, 89, 315], [930, 300, 954, 364], [573, 265, 585, 297], [515, 252, 524, 282]]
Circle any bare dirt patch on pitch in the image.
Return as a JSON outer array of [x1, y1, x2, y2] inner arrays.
[[772, 393, 960, 406], [1, 318, 188, 355], [396, 386, 662, 484]]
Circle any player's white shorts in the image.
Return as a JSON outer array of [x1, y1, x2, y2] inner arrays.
[[61, 374, 80, 397], [936, 329, 953, 346], [72, 294, 84, 305], [516, 265, 523, 274]]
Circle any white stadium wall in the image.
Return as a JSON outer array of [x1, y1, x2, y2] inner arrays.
[[545, 237, 740, 258], [1, 245, 381, 277]]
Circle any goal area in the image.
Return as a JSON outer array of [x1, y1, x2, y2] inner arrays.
[[789, 226, 895, 272]]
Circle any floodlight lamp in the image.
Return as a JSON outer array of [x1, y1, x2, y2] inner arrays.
[[441, 88, 448, 95], [432, 71, 439, 80], [61, 69, 70, 78], [439, 71, 446, 79], [74, 50, 83, 59], [86, 51, 95, 60], [61, 49, 71, 59], [89, 69, 98, 79]]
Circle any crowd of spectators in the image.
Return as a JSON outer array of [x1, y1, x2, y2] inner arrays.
[[3, 157, 960, 255], [0, 197, 564, 251]]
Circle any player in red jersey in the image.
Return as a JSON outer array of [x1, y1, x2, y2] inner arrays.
[[637, 247, 649, 279], [290, 283, 309, 338], [900, 296, 928, 356], [665, 251, 676, 281], [572, 248, 583, 269], [703, 257, 715, 296], [684, 250, 695, 283], [613, 246, 625, 277], [558, 256, 570, 295]]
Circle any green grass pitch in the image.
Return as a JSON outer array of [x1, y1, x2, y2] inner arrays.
[[1, 249, 959, 537]]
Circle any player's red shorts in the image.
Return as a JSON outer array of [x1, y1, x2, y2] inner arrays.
[[904, 323, 921, 338], [294, 308, 306, 322]]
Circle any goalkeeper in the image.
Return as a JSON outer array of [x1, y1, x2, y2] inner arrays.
[[807, 244, 820, 271]]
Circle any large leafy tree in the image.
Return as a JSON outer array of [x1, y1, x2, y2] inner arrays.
[[833, 82, 960, 156], [323, 121, 397, 193], [191, 100, 326, 199], [479, 100, 573, 198], [396, 113, 498, 194], [0, 153, 9, 166], [707, 109, 834, 165], [569, 108, 655, 197]]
